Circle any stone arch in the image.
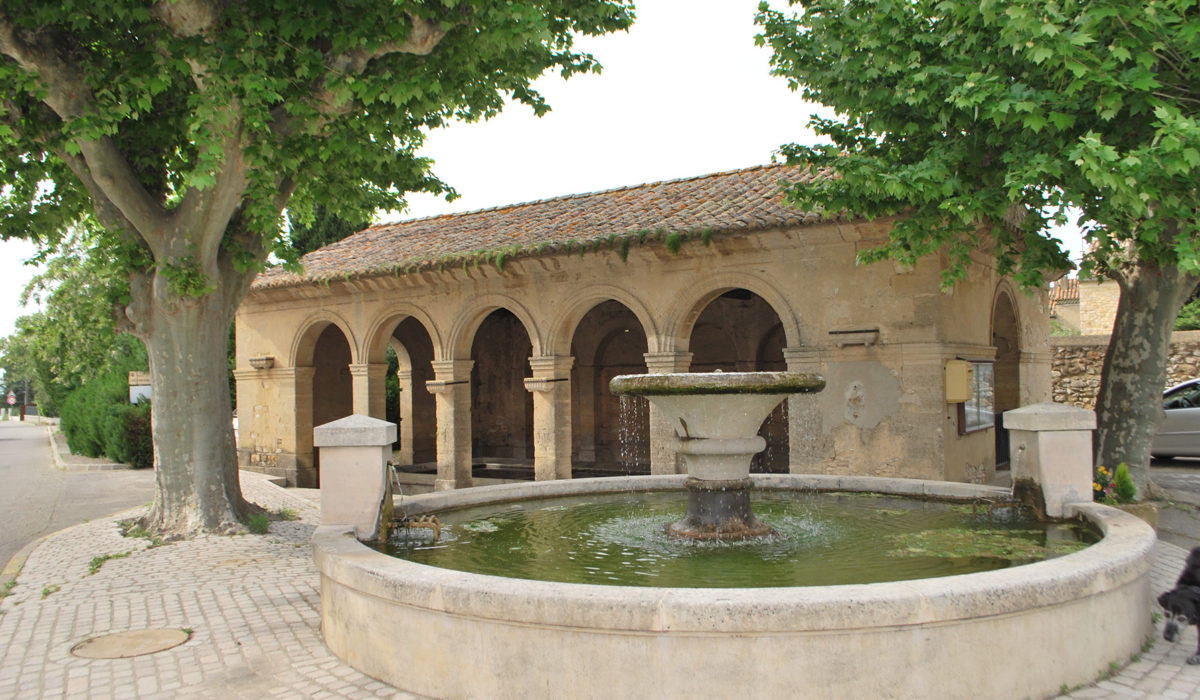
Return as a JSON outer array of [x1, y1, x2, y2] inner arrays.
[[991, 281, 1023, 468], [662, 272, 801, 353], [546, 285, 657, 358], [362, 305, 442, 365], [446, 294, 543, 360], [290, 310, 357, 367], [686, 286, 791, 473], [568, 299, 651, 473], [470, 307, 535, 462], [384, 319, 438, 466]]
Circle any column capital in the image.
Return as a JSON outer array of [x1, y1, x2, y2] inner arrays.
[[783, 346, 821, 371], [348, 363, 389, 379], [643, 351, 692, 373], [525, 377, 569, 394], [528, 354, 574, 378], [429, 359, 474, 380]]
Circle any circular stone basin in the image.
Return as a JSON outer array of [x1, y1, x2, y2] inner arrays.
[[385, 491, 1099, 587], [313, 474, 1156, 700], [71, 628, 191, 659]]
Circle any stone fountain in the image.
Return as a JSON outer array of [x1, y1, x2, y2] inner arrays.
[[609, 371, 824, 539], [311, 383, 1156, 699]]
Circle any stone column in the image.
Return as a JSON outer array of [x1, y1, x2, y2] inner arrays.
[[1019, 349, 1054, 405], [314, 414, 397, 543], [643, 351, 692, 474], [525, 355, 574, 481], [1004, 403, 1095, 518], [427, 360, 473, 490], [396, 369, 414, 465], [784, 347, 823, 473], [349, 363, 389, 419]]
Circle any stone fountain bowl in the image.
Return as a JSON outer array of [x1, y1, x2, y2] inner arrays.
[[312, 474, 1155, 700], [610, 371, 825, 439], [610, 370, 824, 395]]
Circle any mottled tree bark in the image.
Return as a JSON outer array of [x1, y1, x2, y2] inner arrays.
[[1094, 257, 1197, 498]]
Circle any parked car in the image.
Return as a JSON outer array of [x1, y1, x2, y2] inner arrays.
[[1152, 379, 1200, 459]]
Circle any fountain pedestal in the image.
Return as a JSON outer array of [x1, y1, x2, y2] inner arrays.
[[611, 372, 825, 539]]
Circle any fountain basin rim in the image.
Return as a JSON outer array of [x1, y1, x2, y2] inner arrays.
[[609, 371, 825, 396], [314, 474, 1155, 635]]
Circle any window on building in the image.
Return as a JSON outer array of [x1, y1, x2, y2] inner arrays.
[[958, 360, 995, 434]]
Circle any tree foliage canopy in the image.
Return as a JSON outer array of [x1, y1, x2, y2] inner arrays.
[[0, 0, 634, 533], [0, 1, 634, 284], [757, 0, 1199, 286], [0, 226, 144, 415], [757, 0, 1199, 490]]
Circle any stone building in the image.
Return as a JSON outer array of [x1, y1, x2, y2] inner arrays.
[[234, 164, 1051, 489]]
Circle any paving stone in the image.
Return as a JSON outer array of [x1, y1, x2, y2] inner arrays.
[[0, 470, 1181, 700]]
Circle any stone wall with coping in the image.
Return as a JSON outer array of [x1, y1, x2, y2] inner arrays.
[[1052, 330, 1200, 408]]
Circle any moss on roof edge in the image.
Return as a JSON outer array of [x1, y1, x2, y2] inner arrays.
[[251, 216, 813, 291]]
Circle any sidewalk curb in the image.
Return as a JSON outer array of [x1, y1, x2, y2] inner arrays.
[[45, 424, 128, 473]]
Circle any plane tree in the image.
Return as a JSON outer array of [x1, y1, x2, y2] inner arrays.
[[757, 0, 1199, 495], [0, 0, 633, 534]]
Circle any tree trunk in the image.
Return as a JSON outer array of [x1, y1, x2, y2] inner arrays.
[[136, 273, 251, 535], [1093, 262, 1197, 499]]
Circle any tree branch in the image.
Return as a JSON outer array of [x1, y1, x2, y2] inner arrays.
[[310, 12, 447, 123], [0, 9, 168, 242], [152, 0, 221, 38]]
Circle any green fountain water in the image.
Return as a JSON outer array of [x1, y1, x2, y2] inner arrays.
[[385, 490, 1096, 588]]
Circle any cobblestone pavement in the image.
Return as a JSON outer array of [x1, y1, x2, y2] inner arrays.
[[0, 471, 1198, 699], [0, 472, 414, 699]]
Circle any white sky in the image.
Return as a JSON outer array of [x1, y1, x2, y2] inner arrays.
[[0, 0, 1084, 341]]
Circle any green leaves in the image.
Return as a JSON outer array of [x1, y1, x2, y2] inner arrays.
[[0, 0, 635, 291], [757, 0, 1199, 285]]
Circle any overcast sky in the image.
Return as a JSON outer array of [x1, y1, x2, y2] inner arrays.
[[0, 0, 1084, 341]]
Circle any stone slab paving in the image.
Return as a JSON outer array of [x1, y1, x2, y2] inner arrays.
[[0, 471, 1197, 699], [0, 472, 413, 699]]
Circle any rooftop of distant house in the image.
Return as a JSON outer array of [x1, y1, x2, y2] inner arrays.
[[253, 163, 824, 290], [1048, 277, 1080, 316]]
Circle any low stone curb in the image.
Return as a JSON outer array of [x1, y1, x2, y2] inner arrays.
[[46, 425, 128, 473]]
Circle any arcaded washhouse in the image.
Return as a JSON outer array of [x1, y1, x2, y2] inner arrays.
[[234, 164, 1051, 490]]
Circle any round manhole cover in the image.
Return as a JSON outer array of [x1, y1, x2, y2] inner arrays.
[[71, 628, 191, 659]]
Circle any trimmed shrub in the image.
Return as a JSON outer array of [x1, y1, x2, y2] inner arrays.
[[102, 401, 153, 469], [59, 340, 151, 466]]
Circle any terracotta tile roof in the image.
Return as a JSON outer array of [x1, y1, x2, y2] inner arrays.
[[1048, 278, 1079, 316], [254, 163, 824, 289]]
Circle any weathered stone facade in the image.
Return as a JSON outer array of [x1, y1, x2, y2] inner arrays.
[[1052, 330, 1200, 408], [1078, 278, 1121, 336], [235, 165, 1051, 488]]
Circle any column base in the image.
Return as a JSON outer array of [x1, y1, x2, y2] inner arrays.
[[666, 477, 773, 540]]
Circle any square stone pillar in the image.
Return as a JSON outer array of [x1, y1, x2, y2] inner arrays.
[[314, 414, 397, 543], [427, 360, 473, 491], [395, 370, 414, 465], [526, 355, 574, 481], [643, 351, 692, 475], [349, 363, 389, 419], [1004, 403, 1096, 518]]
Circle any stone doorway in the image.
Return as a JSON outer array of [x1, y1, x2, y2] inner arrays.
[[471, 309, 534, 464], [992, 289, 1021, 468], [570, 300, 650, 474]]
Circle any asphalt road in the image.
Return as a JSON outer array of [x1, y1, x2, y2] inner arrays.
[[0, 421, 155, 568]]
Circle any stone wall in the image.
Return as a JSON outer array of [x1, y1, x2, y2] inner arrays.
[[1078, 279, 1120, 336], [1052, 330, 1200, 408]]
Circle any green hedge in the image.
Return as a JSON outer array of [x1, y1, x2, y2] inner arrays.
[[59, 365, 153, 468]]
